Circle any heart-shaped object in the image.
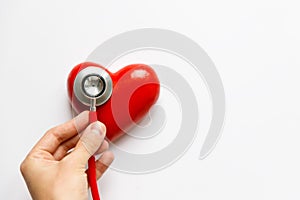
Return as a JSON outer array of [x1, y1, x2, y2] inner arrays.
[[67, 62, 160, 141]]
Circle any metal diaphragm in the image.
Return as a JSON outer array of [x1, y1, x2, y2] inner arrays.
[[82, 74, 105, 98]]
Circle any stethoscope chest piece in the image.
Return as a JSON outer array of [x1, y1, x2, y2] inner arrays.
[[73, 66, 113, 107]]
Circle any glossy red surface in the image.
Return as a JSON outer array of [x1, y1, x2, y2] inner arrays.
[[67, 62, 160, 141]]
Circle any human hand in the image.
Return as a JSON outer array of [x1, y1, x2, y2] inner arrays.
[[20, 111, 114, 200]]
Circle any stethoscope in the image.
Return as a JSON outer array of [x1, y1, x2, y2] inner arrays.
[[73, 66, 113, 109], [73, 66, 113, 200]]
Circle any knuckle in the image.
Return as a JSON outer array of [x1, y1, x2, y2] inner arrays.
[[46, 127, 64, 143], [20, 159, 29, 175]]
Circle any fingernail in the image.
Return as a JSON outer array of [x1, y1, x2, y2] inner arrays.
[[91, 122, 105, 136]]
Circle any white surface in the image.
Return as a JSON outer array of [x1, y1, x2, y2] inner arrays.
[[1, 0, 300, 199]]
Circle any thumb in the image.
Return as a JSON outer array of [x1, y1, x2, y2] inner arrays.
[[68, 121, 106, 167]]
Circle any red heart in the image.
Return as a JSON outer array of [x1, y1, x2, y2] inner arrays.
[[67, 62, 160, 141]]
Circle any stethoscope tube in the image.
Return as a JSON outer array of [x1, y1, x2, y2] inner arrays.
[[87, 104, 100, 200], [73, 66, 113, 200]]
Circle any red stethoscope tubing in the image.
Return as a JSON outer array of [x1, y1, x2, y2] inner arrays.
[[87, 111, 100, 200]]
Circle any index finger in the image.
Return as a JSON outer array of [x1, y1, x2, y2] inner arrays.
[[33, 111, 89, 154]]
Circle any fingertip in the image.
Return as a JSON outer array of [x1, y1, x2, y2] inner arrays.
[[73, 111, 90, 132], [97, 121, 106, 136], [95, 140, 109, 155], [100, 151, 114, 166], [72, 122, 106, 161], [95, 151, 115, 178], [75, 110, 89, 120]]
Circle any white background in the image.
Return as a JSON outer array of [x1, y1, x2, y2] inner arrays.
[[1, 0, 300, 199]]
